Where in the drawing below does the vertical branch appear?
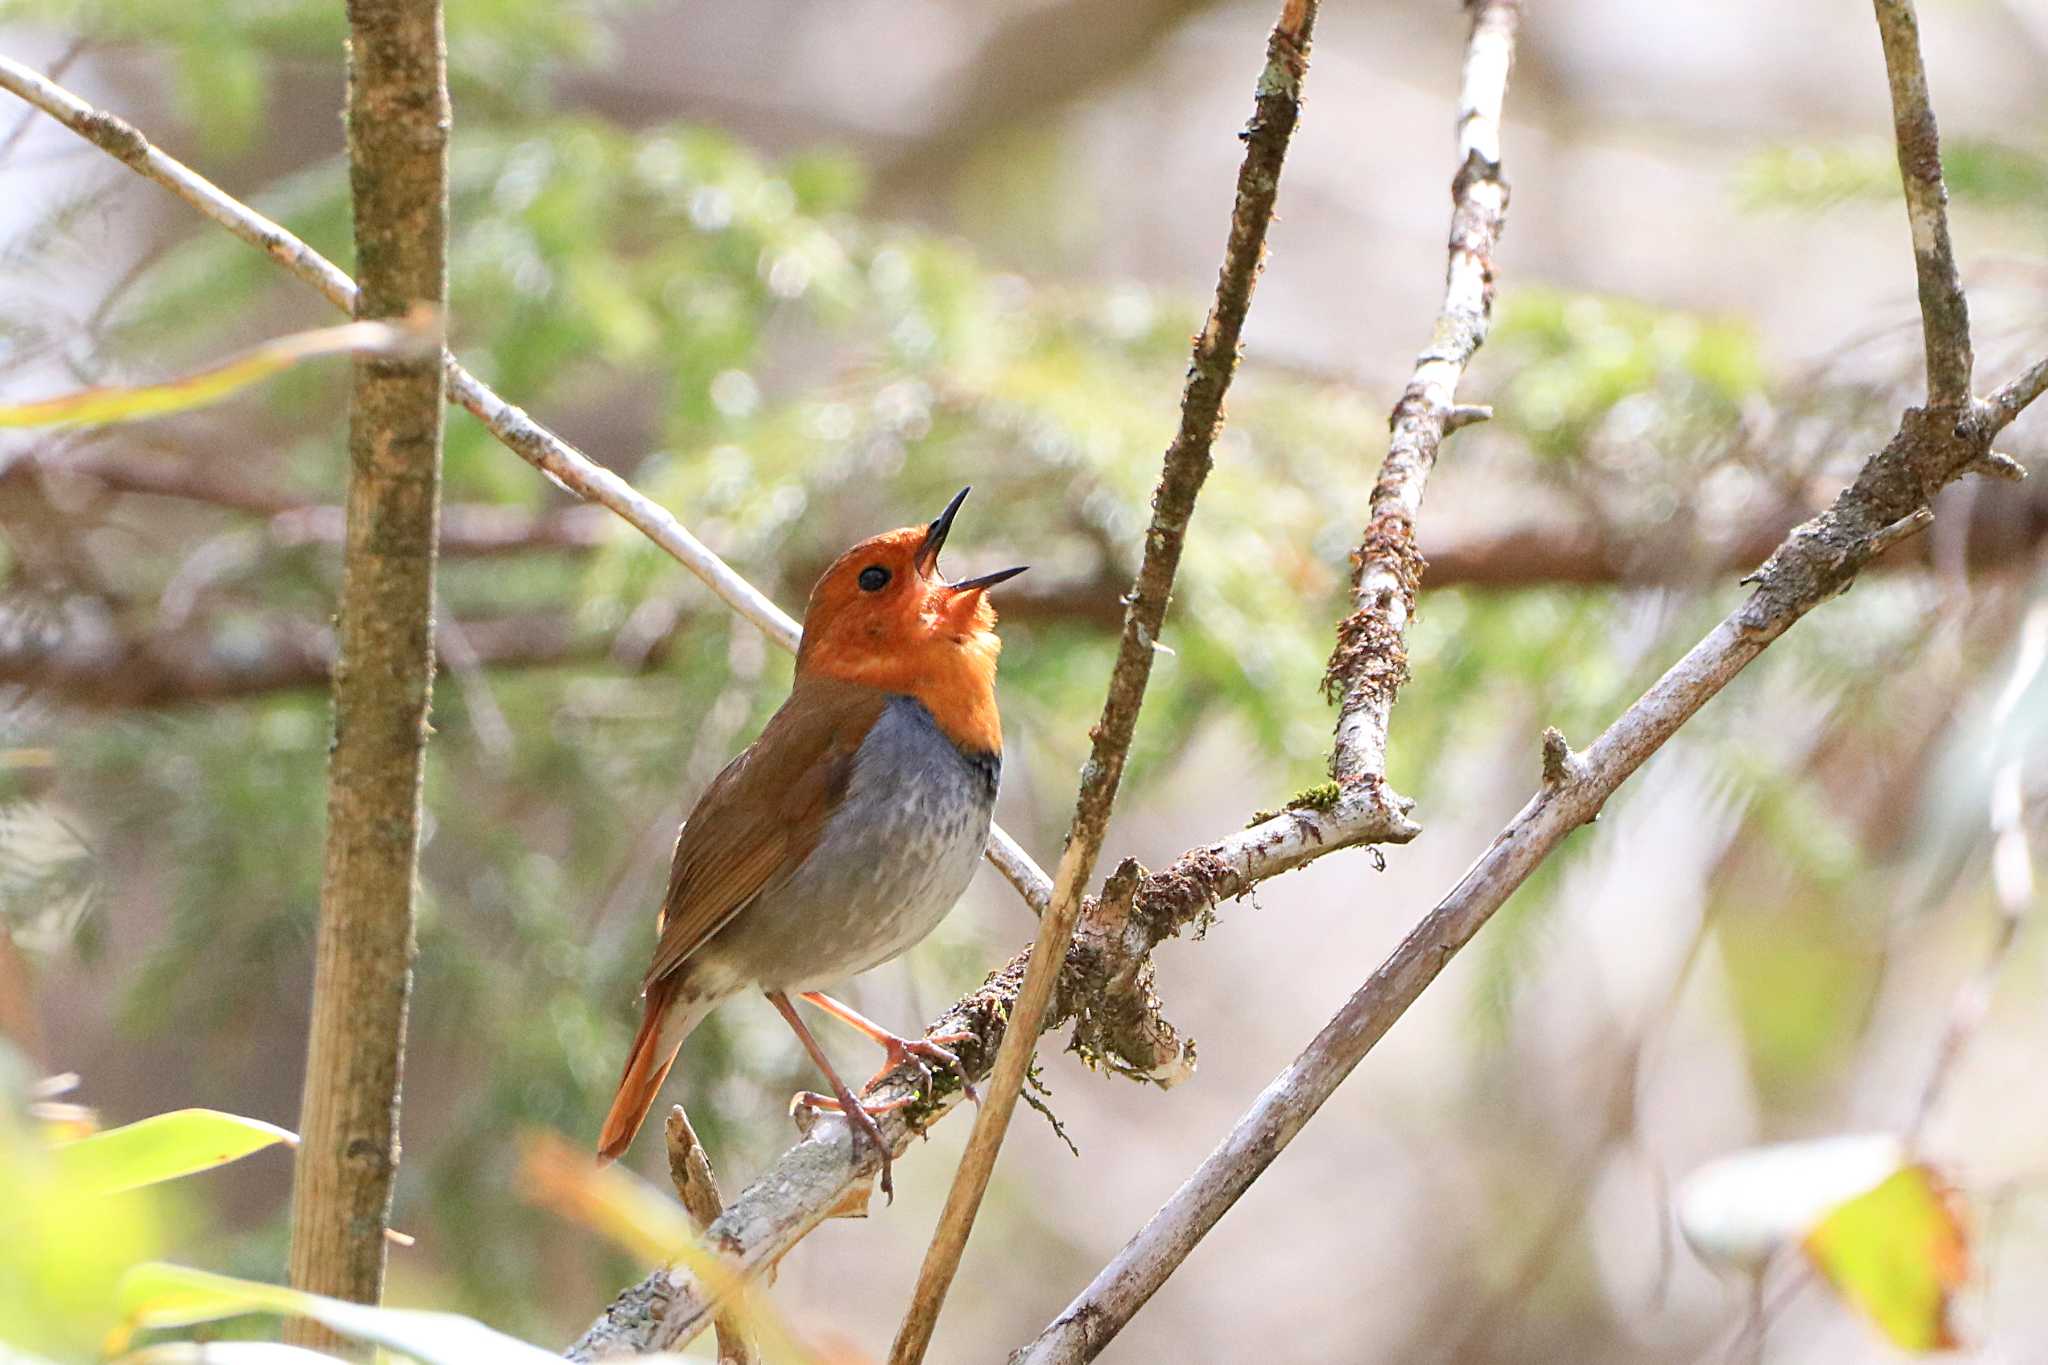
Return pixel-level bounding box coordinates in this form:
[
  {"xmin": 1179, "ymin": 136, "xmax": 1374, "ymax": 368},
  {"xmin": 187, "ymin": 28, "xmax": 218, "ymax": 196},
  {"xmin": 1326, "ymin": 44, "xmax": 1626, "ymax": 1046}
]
[
  {"xmin": 1872, "ymin": 0, "xmax": 1974, "ymax": 406},
  {"xmin": 1014, "ymin": 12, "xmax": 1522, "ymax": 1358},
  {"xmin": 285, "ymin": 0, "xmax": 449, "ymax": 1345},
  {"xmin": 1907, "ymin": 601, "xmax": 2047, "ymax": 1141},
  {"xmin": 1016, "ymin": 0, "xmax": 2048, "ymax": 1350},
  {"xmin": 885, "ymin": 2, "xmax": 1320, "ymax": 1361},
  {"xmin": 1325, "ymin": 0, "xmax": 1516, "ymax": 783},
  {"xmin": 665, "ymin": 1108, "xmax": 758, "ymax": 1365}
]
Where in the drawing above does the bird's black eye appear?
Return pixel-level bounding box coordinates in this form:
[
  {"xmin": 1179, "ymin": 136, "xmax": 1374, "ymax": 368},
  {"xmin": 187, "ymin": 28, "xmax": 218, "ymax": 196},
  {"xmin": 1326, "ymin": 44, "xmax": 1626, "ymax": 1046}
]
[{"xmin": 857, "ymin": 565, "xmax": 891, "ymax": 592}]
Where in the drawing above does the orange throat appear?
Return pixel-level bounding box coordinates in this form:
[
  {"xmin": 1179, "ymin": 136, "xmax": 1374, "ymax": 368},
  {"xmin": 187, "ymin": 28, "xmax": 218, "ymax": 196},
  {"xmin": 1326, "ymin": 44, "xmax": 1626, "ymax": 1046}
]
[{"xmin": 802, "ymin": 628, "xmax": 1004, "ymax": 756}]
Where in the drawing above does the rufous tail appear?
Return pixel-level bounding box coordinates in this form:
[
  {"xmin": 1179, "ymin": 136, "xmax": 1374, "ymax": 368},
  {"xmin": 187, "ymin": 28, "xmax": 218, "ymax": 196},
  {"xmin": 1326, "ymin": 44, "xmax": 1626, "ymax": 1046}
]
[{"xmin": 597, "ymin": 978, "xmax": 696, "ymax": 1164}]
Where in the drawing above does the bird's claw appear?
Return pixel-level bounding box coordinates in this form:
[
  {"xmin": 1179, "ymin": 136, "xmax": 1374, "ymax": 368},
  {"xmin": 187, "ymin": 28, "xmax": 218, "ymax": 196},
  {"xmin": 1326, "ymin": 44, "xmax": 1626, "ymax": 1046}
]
[
  {"xmin": 789, "ymin": 1090, "xmax": 899, "ymax": 1201},
  {"xmin": 863, "ymin": 1030, "xmax": 981, "ymax": 1107}
]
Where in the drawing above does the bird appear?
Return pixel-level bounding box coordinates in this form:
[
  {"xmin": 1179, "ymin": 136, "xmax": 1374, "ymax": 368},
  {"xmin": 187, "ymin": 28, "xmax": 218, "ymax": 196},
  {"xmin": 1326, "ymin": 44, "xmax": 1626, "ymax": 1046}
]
[{"xmin": 597, "ymin": 487, "xmax": 1026, "ymax": 1197}]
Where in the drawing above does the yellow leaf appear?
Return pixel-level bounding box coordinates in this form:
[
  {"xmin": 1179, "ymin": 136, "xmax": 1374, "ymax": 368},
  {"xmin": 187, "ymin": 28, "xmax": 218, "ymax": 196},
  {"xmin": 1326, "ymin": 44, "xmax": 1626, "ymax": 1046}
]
[
  {"xmin": 1802, "ymin": 1164, "xmax": 1968, "ymax": 1352},
  {"xmin": 517, "ymin": 1130, "xmax": 814, "ymax": 1362},
  {"xmin": 0, "ymin": 316, "xmax": 435, "ymax": 428}
]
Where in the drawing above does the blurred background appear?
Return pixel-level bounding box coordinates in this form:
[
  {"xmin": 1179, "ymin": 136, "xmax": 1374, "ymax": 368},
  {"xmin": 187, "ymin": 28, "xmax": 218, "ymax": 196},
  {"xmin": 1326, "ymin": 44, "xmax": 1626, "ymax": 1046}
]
[{"xmin": 2, "ymin": 0, "xmax": 2046, "ymax": 1360}]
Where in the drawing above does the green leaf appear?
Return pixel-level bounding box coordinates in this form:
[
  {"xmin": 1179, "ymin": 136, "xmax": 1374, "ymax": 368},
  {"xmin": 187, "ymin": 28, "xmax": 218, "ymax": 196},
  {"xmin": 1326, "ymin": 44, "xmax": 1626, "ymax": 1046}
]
[
  {"xmin": 51, "ymin": 1110, "xmax": 296, "ymax": 1196},
  {"xmin": 113, "ymin": 1263, "xmax": 564, "ymax": 1364}
]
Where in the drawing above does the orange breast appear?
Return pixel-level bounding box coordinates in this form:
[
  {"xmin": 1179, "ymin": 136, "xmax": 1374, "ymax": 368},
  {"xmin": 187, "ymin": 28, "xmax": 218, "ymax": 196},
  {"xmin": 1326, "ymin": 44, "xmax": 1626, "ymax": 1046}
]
[{"xmin": 802, "ymin": 629, "xmax": 1004, "ymax": 757}]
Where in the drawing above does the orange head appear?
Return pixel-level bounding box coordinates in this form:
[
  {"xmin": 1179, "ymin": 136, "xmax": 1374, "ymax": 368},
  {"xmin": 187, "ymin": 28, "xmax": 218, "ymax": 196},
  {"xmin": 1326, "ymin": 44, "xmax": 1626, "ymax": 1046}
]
[{"xmin": 795, "ymin": 487, "xmax": 1027, "ymax": 755}]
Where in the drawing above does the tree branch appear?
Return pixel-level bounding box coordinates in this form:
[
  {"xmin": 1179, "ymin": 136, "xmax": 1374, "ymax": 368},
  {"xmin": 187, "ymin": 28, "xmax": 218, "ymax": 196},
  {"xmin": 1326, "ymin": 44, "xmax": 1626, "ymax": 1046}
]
[
  {"xmin": 565, "ymin": 776, "xmax": 1421, "ymax": 1358},
  {"xmin": 1873, "ymin": 0, "xmax": 1974, "ymax": 407},
  {"xmin": 1324, "ymin": 0, "xmax": 1518, "ymax": 785},
  {"xmin": 1013, "ymin": 409, "xmax": 2042, "ymax": 1365},
  {"xmin": 886, "ymin": 4, "xmax": 1327, "ymax": 1358},
  {"xmin": 663, "ymin": 1108, "xmax": 756, "ymax": 1365},
  {"xmin": 0, "ymin": 604, "xmax": 596, "ymax": 707},
  {"xmin": 0, "ymin": 52, "xmax": 1054, "ymax": 913},
  {"xmin": 1907, "ymin": 601, "xmax": 2046, "ymax": 1142},
  {"xmin": 285, "ymin": 0, "xmax": 449, "ymax": 1342},
  {"xmin": 1990, "ymin": 354, "xmax": 2048, "ymax": 427},
  {"xmin": 1013, "ymin": 3, "xmax": 2045, "ymax": 1354}
]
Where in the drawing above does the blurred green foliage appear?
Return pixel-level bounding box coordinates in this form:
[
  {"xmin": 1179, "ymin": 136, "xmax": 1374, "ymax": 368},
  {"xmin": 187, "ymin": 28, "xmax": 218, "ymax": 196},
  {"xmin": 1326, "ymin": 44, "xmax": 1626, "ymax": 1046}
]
[{"xmin": 1741, "ymin": 137, "xmax": 2048, "ymax": 216}]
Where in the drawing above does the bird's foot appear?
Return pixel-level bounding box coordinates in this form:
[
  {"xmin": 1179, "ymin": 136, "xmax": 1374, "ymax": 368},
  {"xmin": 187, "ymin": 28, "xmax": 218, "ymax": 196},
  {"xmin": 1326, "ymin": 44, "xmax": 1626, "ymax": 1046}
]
[
  {"xmin": 861, "ymin": 1030, "xmax": 981, "ymax": 1107},
  {"xmin": 789, "ymin": 1090, "xmax": 900, "ymax": 1200},
  {"xmin": 791, "ymin": 1089, "xmax": 917, "ymax": 1117}
]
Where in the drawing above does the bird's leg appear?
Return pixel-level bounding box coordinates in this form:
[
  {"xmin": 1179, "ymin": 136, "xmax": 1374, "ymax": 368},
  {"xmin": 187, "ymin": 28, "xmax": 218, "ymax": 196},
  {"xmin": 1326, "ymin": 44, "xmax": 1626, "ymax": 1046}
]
[
  {"xmin": 766, "ymin": 989, "xmax": 895, "ymax": 1200},
  {"xmin": 800, "ymin": 990, "xmax": 981, "ymax": 1106}
]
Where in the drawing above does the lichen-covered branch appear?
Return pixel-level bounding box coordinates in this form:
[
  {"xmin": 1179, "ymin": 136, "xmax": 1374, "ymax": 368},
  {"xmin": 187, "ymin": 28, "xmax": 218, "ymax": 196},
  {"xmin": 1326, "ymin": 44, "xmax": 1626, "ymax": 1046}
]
[
  {"xmin": 1013, "ymin": 4, "xmax": 2043, "ymax": 1354},
  {"xmin": 285, "ymin": 0, "xmax": 449, "ymax": 1343},
  {"xmin": 1324, "ymin": 0, "xmax": 1519, "ymax": 784},
  {"xmin": 1873, "ymin": 0, "xmax": 1974, "ymax": 407},
  {"xmin": 566, "ymin": 772, "xmax": 1417, "ymax": 1358},
  {"xmin": 886, "ymin": 4, "xmax": 1323, "ymax": 1359},
  {"xmin": 0, "ymin": 52, "xmax": 1052, "ymax": 914},
  {"xmin": 1016, "ymin": 379, "xmax": 2041, "ymax": 1362}
]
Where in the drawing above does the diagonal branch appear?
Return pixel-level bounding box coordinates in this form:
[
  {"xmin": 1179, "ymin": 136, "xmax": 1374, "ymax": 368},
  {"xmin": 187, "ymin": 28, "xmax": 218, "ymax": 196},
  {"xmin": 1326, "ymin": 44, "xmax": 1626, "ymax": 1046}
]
[
  {"xmin": 1013, "ymin": 4, "xmax": 2046, "ymax": 1357},
  {"xmin": 1016, "ymin": 2, "xmax": 1523, "ymax": 1352},
  {"xmin": 886, "ymin": 3, "xmax": 1328, "ymax": 1358},
  {"xmin": 1873, "ymin": 0, "xmax": 1974, "ymax": 406},
  {"xmin": 1990, "ymin": 355, "xmax": 2048, "ymax": 427},
  {"xmin": 564, "ymin": 780, "xmax": 1419, "ymax": 1358},
  {"xmin": 0, "ymin": 52, "xmax": 1054, "ymax": 913}
]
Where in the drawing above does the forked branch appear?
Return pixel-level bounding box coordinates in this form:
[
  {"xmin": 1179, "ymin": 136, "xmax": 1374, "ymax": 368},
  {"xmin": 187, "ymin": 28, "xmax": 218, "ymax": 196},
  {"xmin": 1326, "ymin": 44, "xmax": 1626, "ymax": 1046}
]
[
  {"xmin": 1014, "ymin": 0, "xmax": 2043, "ymax": 1355},
  {"xmin": 884, "ymin": 2, "xmax": 1330, "ymax": 1359}
]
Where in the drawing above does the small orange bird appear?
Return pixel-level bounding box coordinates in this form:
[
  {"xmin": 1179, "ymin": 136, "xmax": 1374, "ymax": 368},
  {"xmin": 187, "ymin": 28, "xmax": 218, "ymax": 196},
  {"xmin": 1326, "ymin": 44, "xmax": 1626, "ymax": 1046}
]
[{"xmin": 597, "ymin": 488, "xmax": 1025, "ymax": 1196}]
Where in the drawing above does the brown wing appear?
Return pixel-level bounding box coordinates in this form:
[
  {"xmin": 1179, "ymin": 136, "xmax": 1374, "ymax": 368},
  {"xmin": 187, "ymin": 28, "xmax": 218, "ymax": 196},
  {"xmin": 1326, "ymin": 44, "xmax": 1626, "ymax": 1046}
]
[{"xmin": 641, "ymin": 677, "xmax": 888, "ymax": 987}]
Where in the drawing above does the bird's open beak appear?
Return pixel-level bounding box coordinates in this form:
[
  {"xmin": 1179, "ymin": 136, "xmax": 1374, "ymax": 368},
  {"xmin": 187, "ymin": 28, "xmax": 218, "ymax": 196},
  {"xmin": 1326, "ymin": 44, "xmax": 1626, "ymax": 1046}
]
[
  {"xmin": 949, "ymin": 564, "xmax": 1029, "ymax": 594},
  {"xmin": 915, "ymin": 486, "xmax": 971, "ymax": 578},
  {"xmin": 914, "ymin": 486, "xmax": 1029, "ymax": 593}
]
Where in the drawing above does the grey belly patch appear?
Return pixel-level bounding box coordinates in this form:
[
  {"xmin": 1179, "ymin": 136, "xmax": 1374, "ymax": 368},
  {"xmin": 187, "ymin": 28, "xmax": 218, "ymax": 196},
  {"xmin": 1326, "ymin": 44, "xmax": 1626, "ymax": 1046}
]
[{"xmin": 695, "ymin": 694, "xmax": 999, "ymax": 993}]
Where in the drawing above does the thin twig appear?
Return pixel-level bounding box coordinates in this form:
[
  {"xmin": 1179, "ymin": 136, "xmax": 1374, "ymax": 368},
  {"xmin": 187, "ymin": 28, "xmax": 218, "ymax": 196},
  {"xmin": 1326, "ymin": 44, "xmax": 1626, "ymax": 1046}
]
[
  {"xmin": 1989, "ymin": 355, "xmax": 2048, "ymax": 427},
  {"xmin": 1872, "ymin": 0, "xmax": 1974, "ymax": 406},
  {"xmin": 1012, "ymin": 0, "xmax": 2048, "ymax": 1349},
  {"xmin": 664, "ymin": 1108, "xmax": 757, "ymax": 1365},
  {"xmin": 1907, "ymin": 600, "xmax": 2046, "ymax": 1141},
  {"xmin": 1325, "ymin": 0, "xmax": 1518, "ymax": 783},
  {"xmin": 0, "ymin": 51, "xmax": 1054, "ymax": 913},
  {"xmin": 0, "ymin": 39, "xmax": 84, "ymax": 169},
  {"xmin": 886, "ymin": 5, "xmax": 1321, "ymax": 1359},
  {"xmin": 1013, "ymin": 401, "xmax": 2008, "ymax": 1363}
]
